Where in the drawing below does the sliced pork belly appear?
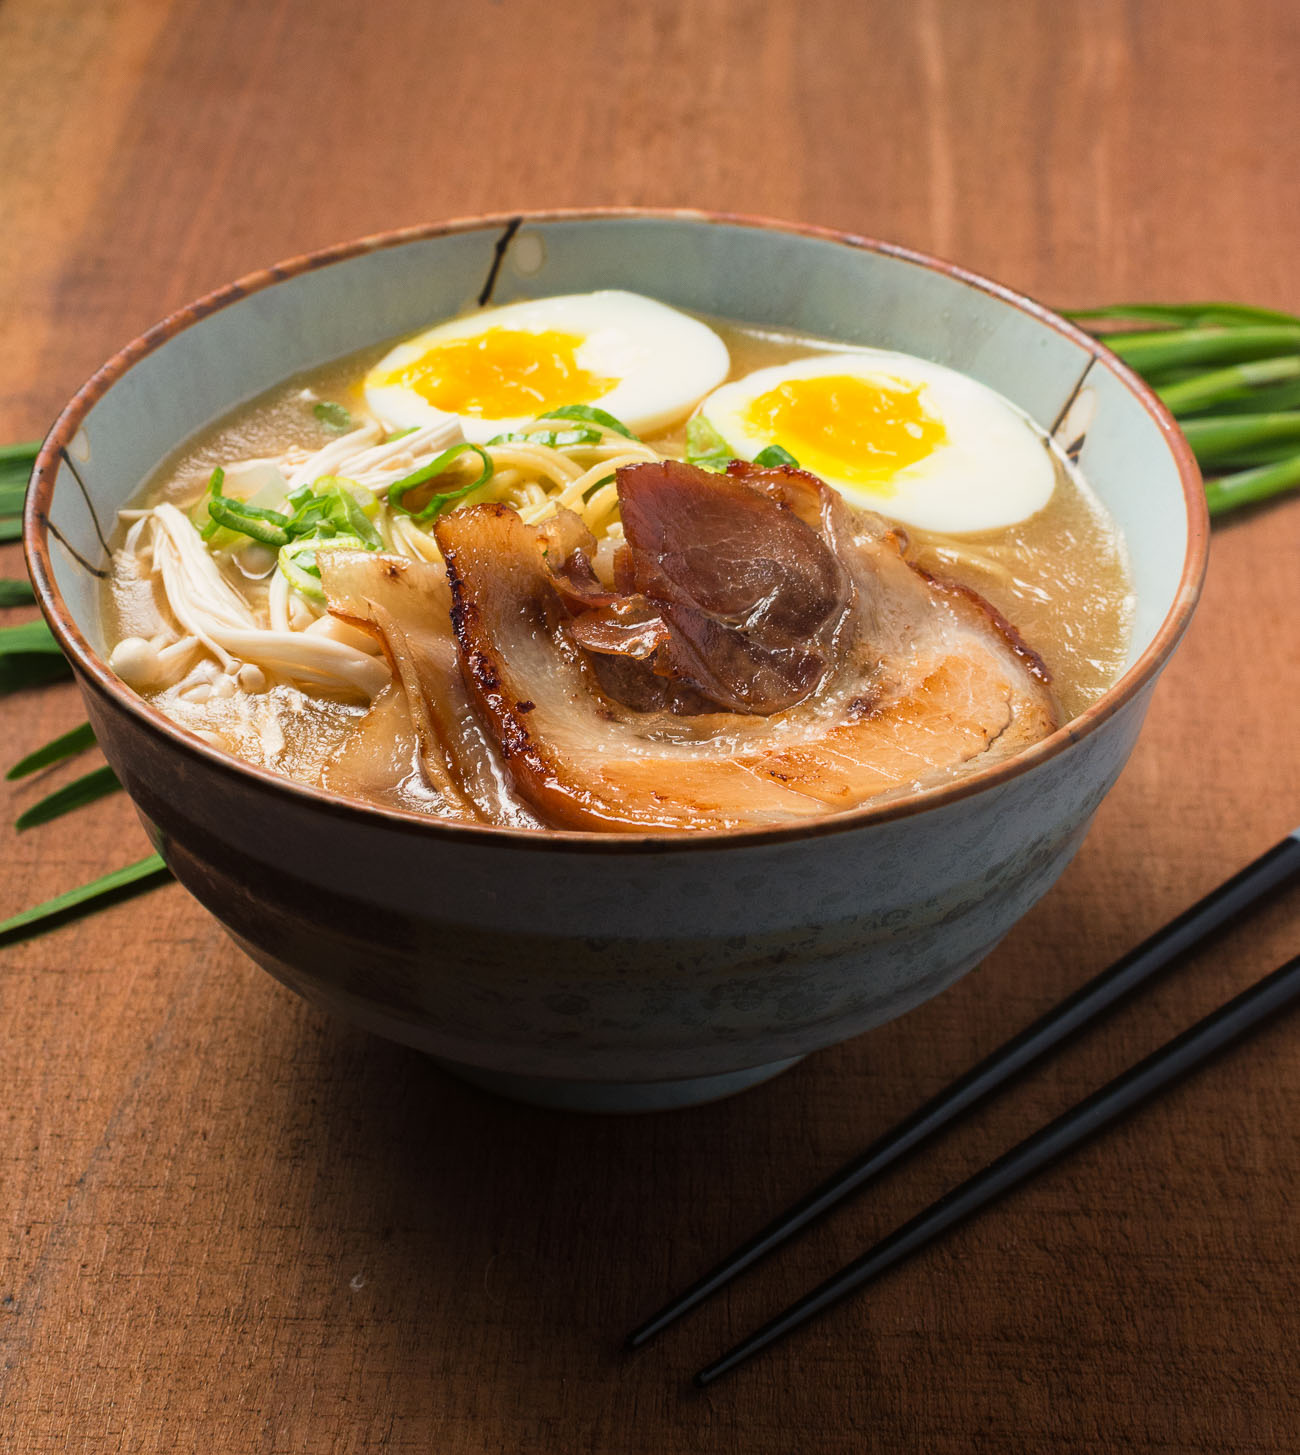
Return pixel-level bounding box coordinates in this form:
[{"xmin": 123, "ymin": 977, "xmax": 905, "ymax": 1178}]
[
  {"xmin": 433, "ymin": 463, "xmax": 1058, "ymax": 833},
  {"xmin": 318, "ymin": 550, "xmax": 541, "ymax": 828}
]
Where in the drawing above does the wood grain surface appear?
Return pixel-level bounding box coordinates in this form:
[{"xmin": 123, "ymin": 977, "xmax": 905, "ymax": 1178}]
[{"xmin": 2, "ymin": 1, "xmax": 1298, "ymax": 1450}]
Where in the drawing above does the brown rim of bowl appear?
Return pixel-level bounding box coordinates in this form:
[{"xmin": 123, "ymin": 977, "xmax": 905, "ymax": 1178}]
[{"xmin": 24, "ymin": 206, "xmax": 1208, "ymax": 856}]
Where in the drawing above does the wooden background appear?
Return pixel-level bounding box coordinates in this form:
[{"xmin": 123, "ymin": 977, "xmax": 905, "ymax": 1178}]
[{"xmin": 2, "ymin": 1, "xmax": 1298, "ymax": 1450}]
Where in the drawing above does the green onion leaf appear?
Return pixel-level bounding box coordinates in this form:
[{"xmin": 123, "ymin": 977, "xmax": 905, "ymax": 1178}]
[
  {"xmin": 0, "ymin": 519, "xmax": 22, "ymax": 544},
  {"xmin": 1068, "ymin": 302, "xmax": 1300, "ymax": 331},
  {"xmin": 387, "ymin": 443, "xmax": 493, "ymax": 521},
  {"xmin": 1157, "ymin": 357, "xmax": 1300, "ymax": 416},
  {"xmin": 685, "ymin": 416, "xmax": 734, "ymax": 471},
  {"xmin": 1204, "ymin": 451, "xmax": 1300, "ymax": 517},
  {"xmin": 277, "ymin": 534, "xmax": 369, "ymax": 602},
  {"xmin": 7, "ymin": 721, "xmax": 97, "ymax": 779},
  {"xmin": 0, "ymin": 440, "xmax": 42, "ymax": 463},
  {"xmin": 1104, "ymin": 325, "xmax": 1300, "ymax": 376},
  {"xmin": 0, "ymin": 654, "xmax": 71, "ymax": 695},
  {"xmin": 0, "ymin": 852, "xmax": 172, "ymax": 946},
  {"xmin": 313, "ymin": 400, "xmax": 355, "ymax": 432},
  {"xmin": 0, "ymin": 441, "xmax": 38, "ymax": 516},
  {"xmin": 16, "ymin": 765, "xmax": 121, "ymax": 831},
  {"xmin": 383, "ymin": 427, "xmax": 419, "ymax": 444},
  {"xmin": 540, "ymin": 404, "xmax": 640, "ymax": 440},
  {"xmin": 753, "ymin": 444, "xmax": 800, "ymax": 469},
  {"xmin": 488, "ymin": 427, "xmax": 603, "ymax": 449},
  {"xmin": 0, "ymin": 577, "xmax": 35, "ymax": 606},
  {"xmin": 1179, "ymin": 413, "xmax": 1300, "ymax": 467},
  {"xmin": 0, "ymin": 619, "xmax": 61, "ymax": 655},
  {"xmin": 206, "ymin": 495, "xmax": 293, "ymax": 547}
]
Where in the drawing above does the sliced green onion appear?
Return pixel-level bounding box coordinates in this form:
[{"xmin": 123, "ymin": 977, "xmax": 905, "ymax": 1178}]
[
  {"xmin": 753, "ymin": 444, "xmax": 800, "ymax": 469},
  {"xmin": 277, "ymin": 534, "xmax": 369, "ymax": 602},
  {"xmin": 383, "ymin": 426, "xmax": 419, "ymax": 444},
  {"xmin": 0, "ymin": 852, "xmax": 171, "ymax": 946},
  {"xmin": 7, "ymin": 721, "xmax": 96, "ymax": 779},
  {"xmin": 685, "ymin": 416, "xmax": 734, "ymax": 471},
  {"xmin": 206, "ymin": 494, "xmax": 293, "ymax": 547},
  {"xmin": 1104, "ymin": 325, "xmax": 1300, "ymax": 376},
  {"xmin": 313, "ymin": 400, "xmax": 354, "ymax": 432},
  {"xmin": 1204, "ymin": 452, "xmax": 1300, "ymax": 517},
  {"xmin": 387, "ymin": 443, "xmax": 493, "ymax": 521},
  {"xmin": 0, "ymin": 577, "xmax": 36, "ymax": 606},
  {"xmin": 488, "ymin": 427, "xmax": 603, "ymax": 449},
  {"xmin": 540, "ymin": 404, "xmax": 640, "ymax": 440},
  {"xmin": 16, "ymin": 765, "xmax": 121, "ymax": 831},
  {"xmin": 286, "ymin": 477, "xmax": 382, "ymax": 547},
  {"xmin": 1157, "ymin": 357, "xmax": 1300, "ymax": 416},
  {"xmin": 0, "ymin": 519, "xmax": 22, "ymax": 544}
]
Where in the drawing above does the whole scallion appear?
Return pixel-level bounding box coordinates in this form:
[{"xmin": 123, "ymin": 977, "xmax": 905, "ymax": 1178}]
[{"xmin": 1069, "ymin": 302, "xmax": 1300, "ymax": 516}]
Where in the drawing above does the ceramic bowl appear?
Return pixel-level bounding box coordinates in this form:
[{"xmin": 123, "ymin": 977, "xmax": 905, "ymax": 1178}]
[{"xmin": 25, "ymin": 211, "xmax": 1206, "ymax": 1112}]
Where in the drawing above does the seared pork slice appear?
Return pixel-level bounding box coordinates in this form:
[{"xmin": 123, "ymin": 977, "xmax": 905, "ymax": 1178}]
[
  {"xmin": 318, "ymin": 551, "xmax": 541, "ymax": 828},
  {"xmin": 434, "ymin": 465, "xmax": 1058, "ymax": 833}
]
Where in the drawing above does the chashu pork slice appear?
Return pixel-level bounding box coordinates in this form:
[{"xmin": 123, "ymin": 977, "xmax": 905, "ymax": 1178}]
[{"xmin": 433, "ymin": 462, "xmax": 1059, "ymax": 833}]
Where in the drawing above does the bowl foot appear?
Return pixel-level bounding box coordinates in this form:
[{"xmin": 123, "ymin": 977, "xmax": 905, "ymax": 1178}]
[{"xmin": 432, "ymin": 1055, "xmax": 806, "ymax": 1113}]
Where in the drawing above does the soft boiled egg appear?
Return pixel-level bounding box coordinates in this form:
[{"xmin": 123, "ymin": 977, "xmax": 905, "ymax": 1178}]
[
  {"xmin": 696, "ymin": 350, "xmax": 1056, "ymax": 533},
  {"xmin": 364, "ymin": 291, "xmax": 730, "ymax": 443}
]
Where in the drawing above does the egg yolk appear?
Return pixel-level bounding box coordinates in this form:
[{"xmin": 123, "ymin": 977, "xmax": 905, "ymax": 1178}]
[
  {"xmin": 743, "ymin": 374, "xmax": 946, "ymax": 491},
  {"xmin": 386, "ymin": 328, "xmax": 612, "ymax": 419}
]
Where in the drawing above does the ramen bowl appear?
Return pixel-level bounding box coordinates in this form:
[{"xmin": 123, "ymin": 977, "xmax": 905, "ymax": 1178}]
[{"xmin": 25, "ymin": 211, "xmax": 1206, "ymax": 1112}]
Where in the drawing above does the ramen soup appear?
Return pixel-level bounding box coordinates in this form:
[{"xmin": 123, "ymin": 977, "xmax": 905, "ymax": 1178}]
[{"xmin": 103, "ymin": 292, "xmax": 1133, "ymax": 833}]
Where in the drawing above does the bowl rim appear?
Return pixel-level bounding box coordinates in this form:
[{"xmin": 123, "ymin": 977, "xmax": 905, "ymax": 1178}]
[{"xmin": 24, "ymin": 206, "xmax": 1208, "ymax": 855}]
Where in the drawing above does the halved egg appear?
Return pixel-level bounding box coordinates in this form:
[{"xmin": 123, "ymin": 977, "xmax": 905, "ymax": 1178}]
[
  {"xmin": 365, "ymin": 291, "xmax": 731, "ymax": 443},
  {"xmin": 697, "ymin": 351, "xmax": 1056, "ymax": 533}
]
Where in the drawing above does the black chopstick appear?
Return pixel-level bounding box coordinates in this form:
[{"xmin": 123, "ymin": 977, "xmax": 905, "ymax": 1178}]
[
  {"xmin": 628, "ymin": 828, "xmax": 1300, "ymax": 1350},
  {"xmin": 696, "ymin": 950, "xmax": 1300, "ymax": 1386}
]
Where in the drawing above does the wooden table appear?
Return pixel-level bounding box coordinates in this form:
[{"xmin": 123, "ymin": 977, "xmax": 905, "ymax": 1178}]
[{"xmin": 3, "ymin": 2, "xmax": 1298, "ymax": 1449}]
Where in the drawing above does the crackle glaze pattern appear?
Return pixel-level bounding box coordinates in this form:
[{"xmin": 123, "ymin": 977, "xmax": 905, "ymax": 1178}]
[{"xmin": 26, "ymin": 212, "xmax": 1206, "ymax": 1111}]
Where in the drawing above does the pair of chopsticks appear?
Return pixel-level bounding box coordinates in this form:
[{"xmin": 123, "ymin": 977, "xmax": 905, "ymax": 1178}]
[{"xmin": 627, "ymin": 828, "xmax": 1300, "ymax": 1386}]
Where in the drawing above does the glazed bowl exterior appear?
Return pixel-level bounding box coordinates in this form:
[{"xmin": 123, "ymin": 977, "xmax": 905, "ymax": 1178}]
[{"xmin": 25, "ymin": 211, "xmax": 1206, "ymax": 1111}]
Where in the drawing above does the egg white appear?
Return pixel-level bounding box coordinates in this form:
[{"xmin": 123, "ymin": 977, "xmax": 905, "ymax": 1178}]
[
  {"xmin": 364, "ymin": 291, "xmax": 731, "ymax": 444},
  {"xmin": 698, "ymin": 350, "xmax": 1056, "ymax": 533}
]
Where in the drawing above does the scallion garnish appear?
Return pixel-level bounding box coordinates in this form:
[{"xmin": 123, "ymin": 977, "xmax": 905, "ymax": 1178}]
[
  {"xmin": 685, "ymin": 416, "xmax": 734, "ymax": 471},
  {"xmin": 199, "ymin": 467, "xmax": 294, "ymax": 547},
  {"xmin": 0, "ymin": 852, "xmax": 172, "ymax": 946},
  {"xmin": 313, "ymin": 400, "xmax": 355, "ymax": 432},
  {"xmin": 15, "ymin": 765, "xmax": 121, "ymax": 831},
  {"xmin": 387, "ymin": 443, "xmax": 493, "ymax": 521},
  {"xmin": 7, "ymin": 721, "xmax": 97, "ymax": 779},
  {"xmin": 488, "ymin": 426, "xmax": 603, "ymax": 449},
  {"xmin": 754, "ymin": 444, "xmax": 800, "ymax": 469},
  {"xmin": 540, "ymin": 404, "xmax": 640, "ymax": 440}
]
